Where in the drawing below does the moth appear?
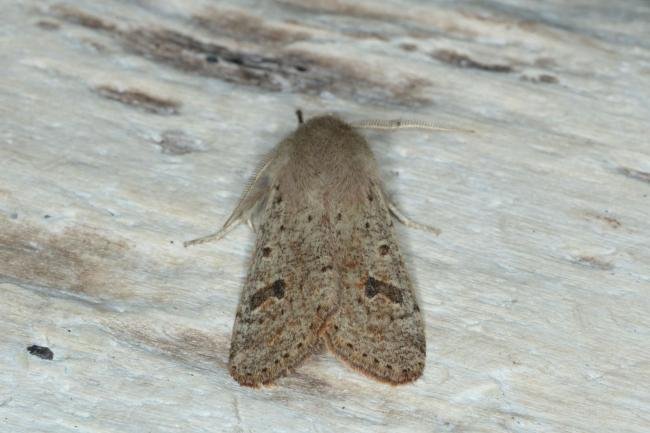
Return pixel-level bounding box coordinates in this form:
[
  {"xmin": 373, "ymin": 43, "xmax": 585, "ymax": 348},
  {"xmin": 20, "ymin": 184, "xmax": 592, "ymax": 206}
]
[{"xmin": 186, "ymin": 111, "xmax": 457, "ymax": 386}]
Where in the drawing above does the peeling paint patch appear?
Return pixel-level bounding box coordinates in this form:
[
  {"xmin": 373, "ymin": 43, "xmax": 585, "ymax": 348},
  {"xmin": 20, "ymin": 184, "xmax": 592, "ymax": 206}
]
[{"xmin": 154, "ymin": 130, "xmax": 205, "ymax": 155}]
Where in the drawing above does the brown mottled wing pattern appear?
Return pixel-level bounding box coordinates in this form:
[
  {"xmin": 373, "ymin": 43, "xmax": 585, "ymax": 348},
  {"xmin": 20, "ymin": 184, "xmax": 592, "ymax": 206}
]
[
  {"xmin": 228, "ymin": 185, "xmax": 337, "ymax": 386},
  {"xmin": 324, "ymin": 182, "xmax": 426, "ymax": 384}
]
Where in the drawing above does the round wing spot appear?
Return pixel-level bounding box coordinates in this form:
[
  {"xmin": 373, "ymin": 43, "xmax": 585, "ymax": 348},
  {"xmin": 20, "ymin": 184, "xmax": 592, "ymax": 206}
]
[
  {"xmin": 262, "ymin": 246, "xmax": 272, "ymax": 257},
  {"xmin": 378, "ymin": 244, "xmax": 390, "ymax": 255}
]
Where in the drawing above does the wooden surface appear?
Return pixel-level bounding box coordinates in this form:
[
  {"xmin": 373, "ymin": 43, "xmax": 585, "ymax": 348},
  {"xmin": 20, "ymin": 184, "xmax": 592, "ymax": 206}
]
[{"xmin": 1, "ymin": 1, "xmax": 649, "ymax": 432}]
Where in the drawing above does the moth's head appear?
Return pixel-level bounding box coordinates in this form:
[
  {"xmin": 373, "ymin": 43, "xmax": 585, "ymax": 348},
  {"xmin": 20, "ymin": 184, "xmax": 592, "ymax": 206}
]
[
  {"xmin": 286, "ymin": 114, "xmax": 370, "ymax": 161},
  {"xmin": 290, "ymin": 114, "xmax": 367, "ymax": 153},
  {"xmin": 298, "ymin": 114, "xmax": 351, "ymax": 131}
]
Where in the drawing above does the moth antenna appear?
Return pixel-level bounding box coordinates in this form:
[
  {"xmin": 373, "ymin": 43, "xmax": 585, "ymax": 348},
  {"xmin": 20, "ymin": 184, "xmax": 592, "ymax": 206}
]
[
  {"xmin": 351, "ymin": 119, "xmax": 474, "ymax": 133},
  {"xmin": 226, "ymin": 148, "xmax": 276, "ymax": 220},
  {"xmin": 184, "ymin": 150, "xmax": 275, "ymax": 247},
  {"xmin": 295, "ymin": 109, "xmax": 304, "ymax": 124}
]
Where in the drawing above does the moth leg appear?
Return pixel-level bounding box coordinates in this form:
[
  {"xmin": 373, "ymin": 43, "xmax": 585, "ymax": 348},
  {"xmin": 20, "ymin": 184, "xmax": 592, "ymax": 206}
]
[
  {"xmin": 183, "ymin": 218, "xmax": 242, "ymax": 247},
  {"xmin": 388, "ymin": 201, "xmax": 440, "ymax": 236}
]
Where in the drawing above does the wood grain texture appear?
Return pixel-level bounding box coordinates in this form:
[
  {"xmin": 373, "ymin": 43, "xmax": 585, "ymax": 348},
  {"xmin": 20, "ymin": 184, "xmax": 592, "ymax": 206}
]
[{"xmin": 1, "ymin": 0, "xmax": 649, "ymax": 432}]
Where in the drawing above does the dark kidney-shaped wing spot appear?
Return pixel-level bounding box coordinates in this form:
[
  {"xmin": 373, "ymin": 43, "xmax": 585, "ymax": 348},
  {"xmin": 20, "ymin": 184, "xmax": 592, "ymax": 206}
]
[
  {"xmin": 364, "ymin": 276, "xmax": 403, "ymax": 304},
  {"xmin": 249, "ymin": 279, "xmax": 286, "ymax": 310}
]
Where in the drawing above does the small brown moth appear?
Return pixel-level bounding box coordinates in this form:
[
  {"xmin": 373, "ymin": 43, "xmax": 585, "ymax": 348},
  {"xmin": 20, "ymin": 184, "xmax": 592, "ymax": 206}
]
[{"xmin": 186, "ymin": 112, "xmax": 453, "ymax": 386}]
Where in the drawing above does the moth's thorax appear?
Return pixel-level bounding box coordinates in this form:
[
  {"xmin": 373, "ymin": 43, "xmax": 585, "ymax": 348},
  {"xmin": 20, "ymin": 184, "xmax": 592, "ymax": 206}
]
[{"xmin": 281, "ymin": 116, "xmax": 379, "ymax": 197}]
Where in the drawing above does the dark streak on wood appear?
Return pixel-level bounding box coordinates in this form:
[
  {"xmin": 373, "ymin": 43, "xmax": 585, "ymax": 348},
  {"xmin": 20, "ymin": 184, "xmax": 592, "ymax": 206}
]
[
  {"xmin": 574, "ymin": 255, "xmax": 613, "ymax": 271},
  {"xmin": 94, "ymin": 85, "xmax": 181, "ymax": 115},
  {"xmin": 52, "ymin": 4, "xmax": 116, "ymax": 31},
  {"xmin": 53, "ymin": 5, "xmax": 430, "ymax": 106},
  {"xmin": 432, "ymin": 49, "xmax": 512, "ymax": 73},
  {"xmin": 617, "ymin": 167, "xmax": 650, "ymax": 184}
]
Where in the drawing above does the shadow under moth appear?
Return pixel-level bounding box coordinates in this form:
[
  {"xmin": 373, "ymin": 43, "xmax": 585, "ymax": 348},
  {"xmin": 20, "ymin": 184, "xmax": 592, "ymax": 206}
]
[{"xmin": 185, "ymin": 112, "xmax": 460, "ymax": 386}]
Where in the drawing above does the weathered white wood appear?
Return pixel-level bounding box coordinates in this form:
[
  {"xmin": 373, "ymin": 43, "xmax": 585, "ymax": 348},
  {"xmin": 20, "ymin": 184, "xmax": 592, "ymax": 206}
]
[{"xmin": 1, "ymin": 1, "xmax": 649, "ymax": 432}]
